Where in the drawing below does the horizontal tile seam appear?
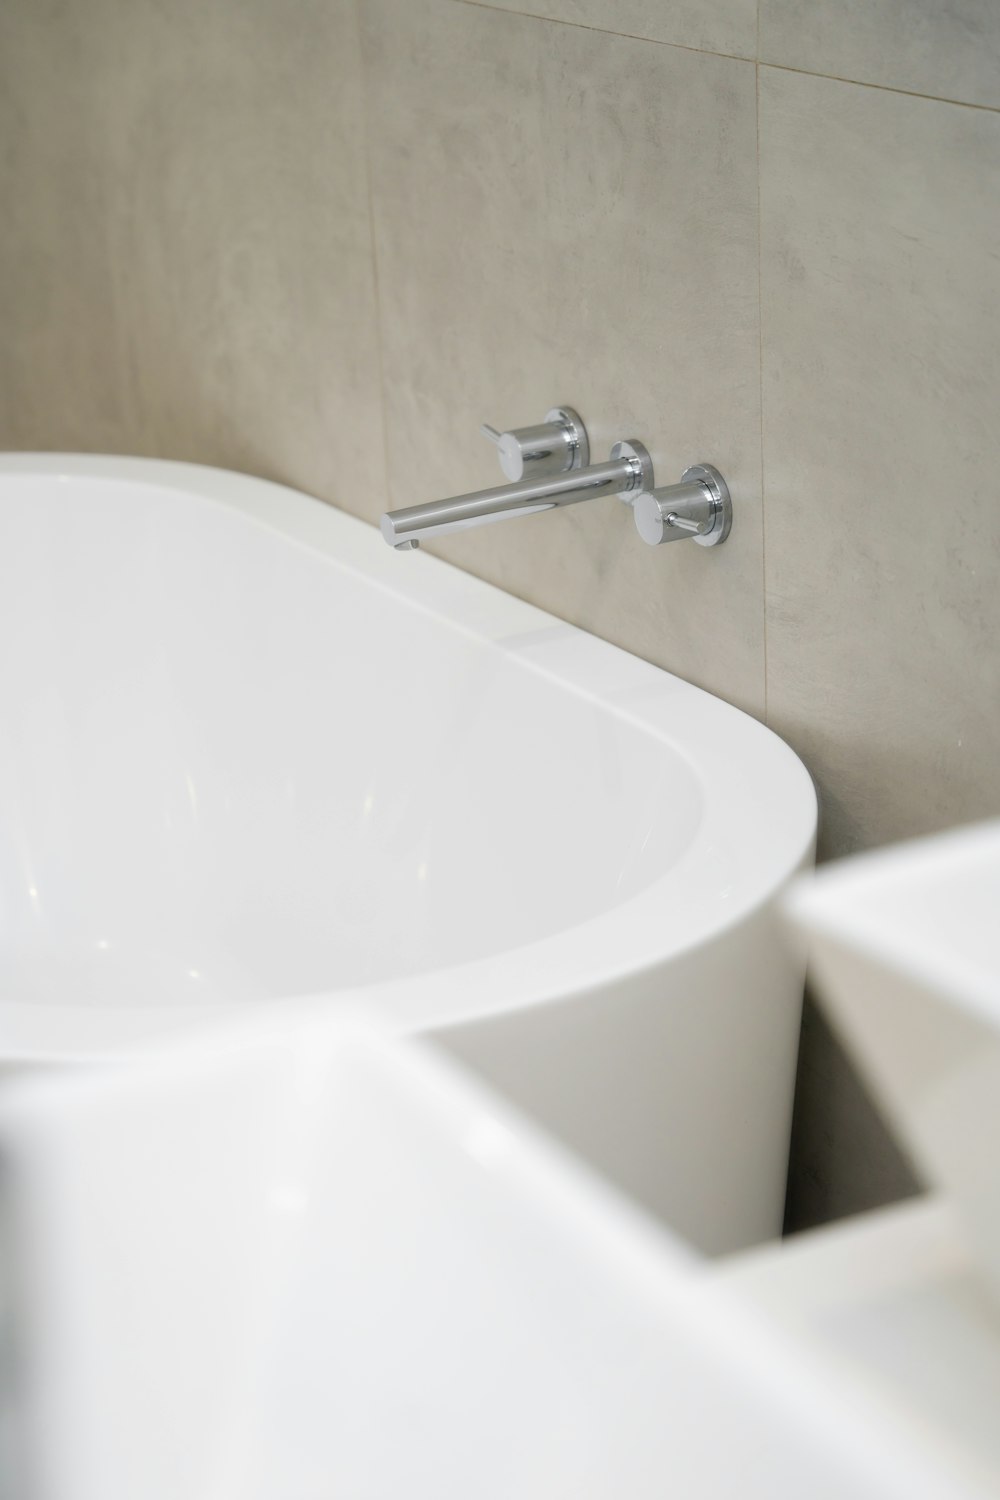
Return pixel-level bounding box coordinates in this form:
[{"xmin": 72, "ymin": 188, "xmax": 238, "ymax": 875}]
[
  {"xmin": 758, "ymin": 59, "xmax": 1000, "ymax": 116},
  {"xmin": 448, "ymin": 0, "xmax": 1000, "ymax": 114},
  {"xmin": 445, "ymin": 0, "xmax": 755, "ymax": 65}
]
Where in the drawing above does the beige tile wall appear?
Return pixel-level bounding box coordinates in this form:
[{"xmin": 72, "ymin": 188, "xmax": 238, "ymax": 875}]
[
  {"xmin": 760, "ymin": 68, "xmax": 1000, "ymax": 861},
  {"xmin": 2, "ymin": 0, "xmax": 998, "ymax": 1227},
  {"xmin": 459, "ymin": 0, "xmax": 758, "ymax": 57},
  {"xmin": 0, "ymin": 0, "xmax": 384, "ymax": 505},
  {"xmin": 361, "ymin": 0, "xmax": 765, "ymax": 715},
  {"xmin": 759, "ymin": 0, "xmax": 1000, "ymax": 109}
]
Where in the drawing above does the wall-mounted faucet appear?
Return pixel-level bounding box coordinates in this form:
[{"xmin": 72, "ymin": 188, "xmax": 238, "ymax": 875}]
[{"xmin": 379, "ymin": 408, "xmax": 732, "ymax": 551}]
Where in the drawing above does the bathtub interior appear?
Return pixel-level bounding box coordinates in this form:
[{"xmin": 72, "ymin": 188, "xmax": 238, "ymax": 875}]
[{"xmin": 0, "ymin": 473, "xmax": 704, "ymax": 1010}]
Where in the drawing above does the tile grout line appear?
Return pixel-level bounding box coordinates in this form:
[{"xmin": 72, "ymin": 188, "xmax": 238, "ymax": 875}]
[
  {"xmin": 446, "ymin": 0, "xmax": 756, "ymax": 65},
  {"xmin": 758, "ymin": 57, "xmax": 1000, "ymax": 115},
  {"xmin": 448, "ymin": 0, "xmax": 1000, "ymax": 115},
  {"xmin": 755, "ymin": 62, "xmax": 768, "ymax": 726},
  {"xmin": 757, "ymin": 0, "xmax": 765, "ymax": 724},
  {"xmin": 353, "ymin": 0, "xmax": 395, "ymax": 513}
]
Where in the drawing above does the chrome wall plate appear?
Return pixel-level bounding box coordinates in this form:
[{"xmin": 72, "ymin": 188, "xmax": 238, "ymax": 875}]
[
  {"xmin": 681, "ymin": 464, "xmax": 732, "ymax": 547},
  {"xmin": 545, "ymin": 407, "xmax": 589, "ymax": 471},
  {"xmin": 609, "ymin": 440, "xmax": 654, "ymax": 503}
]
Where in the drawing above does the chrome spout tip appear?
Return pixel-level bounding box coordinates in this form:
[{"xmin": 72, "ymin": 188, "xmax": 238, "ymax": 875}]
[{"xmin": 380, "ymin": 513, "xmax": 419, "ymax": 550}]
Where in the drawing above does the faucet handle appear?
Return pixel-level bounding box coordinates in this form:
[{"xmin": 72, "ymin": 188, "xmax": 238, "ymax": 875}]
[
  {"xmin": 479, "ymin": 407, "xmax": 589, "ymax": 482},
  {"xmin": 632, "ymin": 464, "xmax": 733, "ymax": 548}
]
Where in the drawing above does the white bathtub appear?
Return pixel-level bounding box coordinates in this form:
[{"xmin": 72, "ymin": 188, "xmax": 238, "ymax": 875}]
[{"xmin": 0, "ymin": 454, "xmax": 815, "ymax": 1251}]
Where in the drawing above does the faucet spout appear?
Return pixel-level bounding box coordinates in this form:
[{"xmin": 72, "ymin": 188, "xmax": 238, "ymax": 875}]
[
  {"xmin": 378, "ymin": 409, "xmax": 732, "ymax": 553},
  {"xmin": 380, "ymin": 454, "xmax": 643, "ymax": 550}
]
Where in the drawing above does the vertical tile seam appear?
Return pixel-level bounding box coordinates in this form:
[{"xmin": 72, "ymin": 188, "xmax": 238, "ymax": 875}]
[
  {"xmin": 353, "ymin": 0, "xmax": 395, "ymax": 511},
  {"xmin": 756, "ymin": 60, "xmax": 768, "ymax": 723}
]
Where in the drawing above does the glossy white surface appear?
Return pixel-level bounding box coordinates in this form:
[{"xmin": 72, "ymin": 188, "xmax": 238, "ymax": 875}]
[
  {"xmin": 0, "ymin": 455, "xmax": 816, "ymax": 1249},
  {"xmin": 721, "ymin": 1197, "xmax": 1000, "ymax": 1496},
  {"xmin": 785, "ymin": 821, "xmax": 1000, "ymax": 1299},
  {"xmin": 0, "ymin": 1012, "xmax": 984, "ymax": 1500}
]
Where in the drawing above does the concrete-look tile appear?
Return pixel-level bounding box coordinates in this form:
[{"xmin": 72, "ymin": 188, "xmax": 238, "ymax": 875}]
[
  {"xmin": 362, "ymin": 0, "xmax": 764, "ymax": 715},
  {"xmin": 453, "ymin": 0, "xmax": 757, "ymax": 60},
  {"xmin": 760, "ymin": 0, "xmax": 1000, "ymax": 110},
  {"xmin": 0, "ymin": 0, "xmax": 384, "ymax": 510},
  {"xmin": 760, "ymin": 69, "xmax": 1000, "ymax": 859}
]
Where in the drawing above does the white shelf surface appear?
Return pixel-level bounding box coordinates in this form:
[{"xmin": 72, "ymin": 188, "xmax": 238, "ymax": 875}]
[{"xmin": 718, "ymin": 1196, "xmax": 1000, "ymax": 1487}]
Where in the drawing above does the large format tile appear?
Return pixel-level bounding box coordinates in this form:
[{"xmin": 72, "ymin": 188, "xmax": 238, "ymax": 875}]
[
  {"xmin": 454, "ymin": 0, "xmax": 757, "ymax": 60},
  {"xmin": 760, "ymin": 69, "xmax": 1000, "ymax": 859},
  {"xmin": 759, "ymin": 0, "xmax": 1000, "ymax": 110},
  {"xmin": 0, "ymin": 0, "xmax": 384, "ymax": 509},
  {"xmin": 362, "ymin": 0, "xmax": 764, "ymax": 714}
]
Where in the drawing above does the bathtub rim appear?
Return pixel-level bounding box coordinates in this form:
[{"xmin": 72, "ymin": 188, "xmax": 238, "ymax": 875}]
[{"xmin": 0, "ymin": 452, "xmax": 817, "ymax": 1057}]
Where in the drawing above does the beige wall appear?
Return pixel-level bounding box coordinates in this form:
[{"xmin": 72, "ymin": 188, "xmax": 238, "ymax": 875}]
[{"xmin": 2, "ymin": 0, "xmax": 998, "ymax": 1228}]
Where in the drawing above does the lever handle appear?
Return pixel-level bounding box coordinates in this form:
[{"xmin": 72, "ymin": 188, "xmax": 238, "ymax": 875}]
[
  {"xmin": 479, "ymin": 407, "xmax": 588, "ymax": 482},
  {"xmin": 632, "ymin": 464, "xmax": 732, "ymax": 548}
]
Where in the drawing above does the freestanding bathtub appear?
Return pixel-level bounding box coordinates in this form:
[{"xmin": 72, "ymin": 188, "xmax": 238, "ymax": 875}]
[{"xmin": 0, "ymin": 454, "xmax": 816, "ymax": 1252}]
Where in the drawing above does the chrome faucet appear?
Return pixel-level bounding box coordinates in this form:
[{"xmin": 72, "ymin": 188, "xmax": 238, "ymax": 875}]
[{"xmin": 379, "ymin": 408, "xmax": 732, "ymax": 551}]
